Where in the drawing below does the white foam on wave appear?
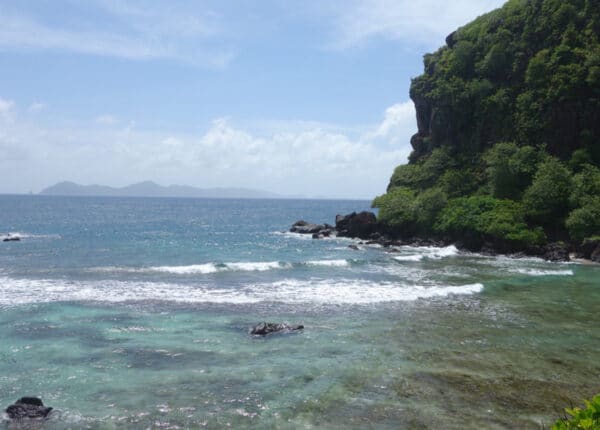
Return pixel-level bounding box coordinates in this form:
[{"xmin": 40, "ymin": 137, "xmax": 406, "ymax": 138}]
[
  {"xmin": 151, "ymin": 261, "xmax": 289, "ymax": 274},
  {"xmin": 306, "ymin": 259, "xmax": 350, "ymax": 267},
  {"xmin": 393, "ymin": 245, "xmax": 459, "ymax": 263},
  {"xmin": 0, "ymin": 232, "xmax": 61, "ymax": 240},
  {"xmin": 274, "ymin": 231, "xmax": 315, "ymax": 240},
  {"xmin": 510, "ymin": 268, "xmax": 574, "ymax": 276},
  {"xmin": 91, "ymin": 259, "xmax": 352, "ymax": 275},
  {"xmin": 394, "ymin": 255, "xmax": 424, "ymax": 262},
  {"xmin": 151, "ymin": 264, "xmax": 220, "ymax": 274},
  {"xmin": 249, "ymin": 279, "xmax": 483, "ymax": 304},
  {"xmin": 0, "ymin": 275, "xmax": 483, "ymax": 306}
]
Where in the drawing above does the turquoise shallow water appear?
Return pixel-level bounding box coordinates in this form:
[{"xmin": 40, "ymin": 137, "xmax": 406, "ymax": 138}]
[{"xmin": 0, "ymin": 196, "xmax": 599, "ymax": 429}]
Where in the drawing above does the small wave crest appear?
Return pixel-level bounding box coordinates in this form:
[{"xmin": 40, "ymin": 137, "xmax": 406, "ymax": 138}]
[
  {"xmin": 90, "ymin": 259, "xmax": 352, "ymax": 275},
  {"xmin": 305, "ymin": 259, "xmax": 350, "ymax": 267},
  {"xmin": 510, "ymin": 268, "xmax": 574, "ymax": 276},
  {"xmin": 152, "ymin": 261, "xmax": 290, "ymax": 274},
  {"xmin": 393, "ymin": 245, "xmax": 459, "ymax": 262},
  {"xmin": 0, "ymin": 232, "xmax": 61, "ymax": 240}
]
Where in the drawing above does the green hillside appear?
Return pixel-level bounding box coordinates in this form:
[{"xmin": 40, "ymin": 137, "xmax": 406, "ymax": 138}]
[{"xmin": 374, "ymin": 0, "xmax": 600, "ymax": 253}]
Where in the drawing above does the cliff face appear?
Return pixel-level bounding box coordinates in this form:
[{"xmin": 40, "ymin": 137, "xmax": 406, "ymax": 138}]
[
  {"xmin": 374, "ymin": 0, "xmax": 600, "ymax": 253},
  {"xmin": 407, "ymin": 0, "xmax": 600, "ymax": 163}
]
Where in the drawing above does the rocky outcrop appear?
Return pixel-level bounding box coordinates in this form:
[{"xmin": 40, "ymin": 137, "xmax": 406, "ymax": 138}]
[
  {"xmin": 289, "ymin": 215, "xmax": 572, "ymax": 262},
  {"xmin": 250, "ymin": 322, "xmax": 304, "ymax": 336},
  {"xmin": 290, "ymin": 221, "xmax": 333, "ymax": 239},
  {"xmin": 5, "ymin": 397, "xmax": 53, "ymax": 420},
  {"xmin": 335, "ymin": 212, "xmax": 378, "ymax": 239}
]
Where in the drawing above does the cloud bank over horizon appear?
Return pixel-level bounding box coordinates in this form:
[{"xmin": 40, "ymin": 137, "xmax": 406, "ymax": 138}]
[
  {"xmin": 0, "ymin": 97, "xmax": 416, "ymax": 198},
  {"xmin": 0, "ymin": 1, "xmax": 506, "ymax": 198}
]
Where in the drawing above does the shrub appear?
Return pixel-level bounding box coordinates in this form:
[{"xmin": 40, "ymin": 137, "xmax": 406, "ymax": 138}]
[
  {"xmin": 569, "ymin": 148, "xmax": 594, "ymax": 172},
  {"xmin": 552, "ymin": 394, "xmax": 600, "ymax": 430},
  {"xmin": 439, "ymin": 169, "xmax": 479, "ymax": 197},
  {"xmin": 389, "ymin": 148, "xmax": 454, "ymax": 191},
  {"xmin": 373, "ymin": 187, "xmax": 447, "ymax": 235},
  {"xmin": 484, "ymin": 142, "xmax": 541, "ymax": 200},
  {"xmin": 435, "ymin": 196, "xmax": 546, "ymax": 247},
  {"xmin": 412, "ymin": 188, "xmax": 448, "ymax": 229},
  {"xmin": 523, "ymin": 157, "xmax": 572, "ymax": 225},
  {"xmin": 570, "ymin": 164, "xmax": 600, "ymax": 208},
  {"xmin": 566, "ymin": 197, "xmax": 600, "ymax": 243},
  {"xmin": 372, "ymin": 187, "xmax": 417, "ymax": 228}
]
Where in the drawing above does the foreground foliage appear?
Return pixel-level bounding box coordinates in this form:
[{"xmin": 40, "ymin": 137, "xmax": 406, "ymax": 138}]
[{"xmin": 552, "ymin": 395, "xmax": 600, "ymax": 430}]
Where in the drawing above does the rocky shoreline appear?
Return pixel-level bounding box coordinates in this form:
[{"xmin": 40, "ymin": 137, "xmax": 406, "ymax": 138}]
[{"xmin": 291, "ymin": 211, "xmax": 600, "ymax": 263}]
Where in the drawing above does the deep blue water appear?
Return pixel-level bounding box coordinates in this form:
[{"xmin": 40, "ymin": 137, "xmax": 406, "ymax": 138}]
[{"xmin": 1, "ymin": 195, "xmax": 599, "ymax": 429}]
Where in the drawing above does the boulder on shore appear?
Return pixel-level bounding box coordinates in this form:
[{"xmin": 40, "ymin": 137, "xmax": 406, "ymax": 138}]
[
  {"xmin": 542, "ymin": 242, "xmax": 570, "ymax": 262},
  {"xmin": 577, "ymin": 238, "xmax": 600, "ymax": 261},
  {"xmin": 5, "ymin": 397, "xmax": 53, "ymax": 420},
  {"xmin": 250, "ymin": 322, "xmax": 304, "ymax": 336},
  {"xmin": 335, "ymin": 211, "xmax": 378, "ymax": 239}
]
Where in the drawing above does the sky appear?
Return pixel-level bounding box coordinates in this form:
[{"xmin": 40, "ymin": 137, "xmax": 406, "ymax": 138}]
[{"xmin": 0, "ymin": 0, "xmax": 505, "ymax": 199}]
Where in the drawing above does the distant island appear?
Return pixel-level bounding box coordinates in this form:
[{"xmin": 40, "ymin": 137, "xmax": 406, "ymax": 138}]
[{"xmin": 40, "ymin": 181, "xmax": 284, "ymax": 199}]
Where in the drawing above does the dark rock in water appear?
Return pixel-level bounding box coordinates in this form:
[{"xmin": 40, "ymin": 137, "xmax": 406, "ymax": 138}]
[
  {"xmin": 290, "ymin": 220, "xmax": 335, "ymax": 237},
  {"xmin": 5, "ymin": 397, "xmax": 53, "ymax": 420},
  {"xmin": 335, "ymin": 211, "xmax": 378, "ymax": 239},
  {"xmin": 542, "ymin": 242, "xmax": 570, "ymax": 262},
  {"xmin": 291, "ymin": 223, "xmax": 326, "ymax": 234},
  {"xmin": 250, "ymin": 322, "xmax": 304, "ymax": 336},
  {"xmin": 2, "ymin": 236, "xmax": 21, "ymax": 242},
  {"xmin": 348, "ymin": 244, "xmax": 359, "ymax": 251}
]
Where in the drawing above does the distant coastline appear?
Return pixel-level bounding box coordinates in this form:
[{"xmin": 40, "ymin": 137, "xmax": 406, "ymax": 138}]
[{"xmin": 39, "ymin": 181, "xmax": 286, "ymax": 199}]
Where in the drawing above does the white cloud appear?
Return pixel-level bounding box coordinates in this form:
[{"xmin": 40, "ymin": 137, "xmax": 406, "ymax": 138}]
[
  {"xmin": 0, "ymin": 101, "xmax": 416, "ymax": 198},
  {"xmin": 0, "ymin": 97, "xmax": 15, "ymax": 114},
  {"xmin": 0, "ymin": 2, "xmax": 233, "ymax": 68},
  {"xmin": 28, "ymin": 101, "xmax": 46, "ymax": 112},
  {"xmin": 370, "ymin": 101, "xmax": 415, "ymax": 142},
  {"xmin": 0, "ymin": 97, "xmax": 15, "ymax": 122},
  {"xmin": 326, "ymin": 0, "xmax": 506, "ymax": 49},
  {"xmin": 95, "ymin": 115, "xmax": 119, "ymax": 125}
]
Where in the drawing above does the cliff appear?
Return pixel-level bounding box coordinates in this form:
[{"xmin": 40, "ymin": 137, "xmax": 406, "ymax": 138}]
[{"xmin": 374, "ymin": 0, "xmax": 600, "ymax": 255}]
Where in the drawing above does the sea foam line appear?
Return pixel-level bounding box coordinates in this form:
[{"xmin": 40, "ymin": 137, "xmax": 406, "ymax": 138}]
[{"xmin": 0, "ymin": 276, "xmax": 483, "ymax": 306}]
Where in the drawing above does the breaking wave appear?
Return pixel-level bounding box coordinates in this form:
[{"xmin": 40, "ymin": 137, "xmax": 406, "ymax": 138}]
[{"xmin": 0, "ymin": 276, "xmax": 483, "ymax": 306}]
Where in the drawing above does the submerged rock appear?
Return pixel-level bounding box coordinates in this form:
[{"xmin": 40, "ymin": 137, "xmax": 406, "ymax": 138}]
[
  {"xmin": 250, "ymin": 322, "xmax": 304, "ymax": 336},
  {"xmin": 5, "ymin": 397, "xmax": 53, "ymax": 420}
]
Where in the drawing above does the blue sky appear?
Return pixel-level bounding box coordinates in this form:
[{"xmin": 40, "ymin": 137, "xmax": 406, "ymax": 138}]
[{"xmin": 0, "ymin": 0, "xmax": 505, "ymax": 198}]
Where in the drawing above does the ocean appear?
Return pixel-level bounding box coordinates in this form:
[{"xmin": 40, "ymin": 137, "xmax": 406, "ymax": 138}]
[{"xmin": 0, "ymin": 195, "xmax": 599, "ymax": 429}]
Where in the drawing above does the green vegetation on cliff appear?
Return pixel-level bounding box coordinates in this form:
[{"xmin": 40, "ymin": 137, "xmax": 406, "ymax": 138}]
[{"xmin": 374, "ymin": 0, "xmax": 600, "ymax": 251}]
